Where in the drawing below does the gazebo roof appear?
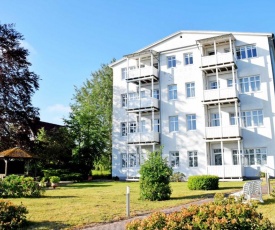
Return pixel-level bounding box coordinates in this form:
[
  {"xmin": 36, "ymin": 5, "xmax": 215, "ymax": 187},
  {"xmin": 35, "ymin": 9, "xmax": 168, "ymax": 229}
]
[{"xmin": 0, "ymin": 147, "xmax": 36, "ymax": 159}]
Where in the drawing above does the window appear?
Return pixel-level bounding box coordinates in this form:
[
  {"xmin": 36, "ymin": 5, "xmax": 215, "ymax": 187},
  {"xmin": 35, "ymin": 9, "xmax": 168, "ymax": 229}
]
[
  {"xmin": 230, "ymin": 113, "xmax": 238, "ymax": 125},
  {"xmin": 243, "ymin": 148, "xmax": 267, "ymax": 166},
  {"xmin": 153, "ymin": 119, "xmax": 160, "ymax": 132},
  {"xmin": 140, "ymin": 91, "xmax": 146, "ymax": 98},
  {"xmin": 256, "ymin": 148, "xmax": 267, "ymax": 165},
  {"xmin": 140, "ymin": 120, "xmax": 146, "ymax": 133},
  {"xmin": 128, "ymin": 122, "xmax": 137, "ymax": 133},
  {"xmin": 232, "ymin": 150, "xmax": 242, "ymax": 165},
  {"xmin": 121, "ymin": 153, "xmax": 139, "ymax": 168},
  {"xmin": 227, "ymin": 79, "xmax": 233, "ymax": 87},
  {"xmin": 129, "ymin": 92, "xmax": 138, "ymax": 100},
  {"xmin": 186, "ymin": 82, "xmax": 195, "ymax": 98},
  {"xmin": 214, "ymin": 149, "xmax": 222, "ymax": 165},
  {"xmin": 121, "ymin": 68, "xmax": 127, "ymax": 80},
  {"xmin": 187, "ymin": 114, "xmax": 196, "ymax": 130},
  {"xmin": 241, "ymin": 110, "xmax": 263, "ymax": 127},
  {"xmin": 239, "ymin": 76, "xmax": 260, "ymax": 93},
  {"xmin": 184, "ymin": 53, "xmax": 193, "ymax": 65},
  {"xmin": 210, "ymin": 81, "xmax": 218, "ymax": 89},
  {"xmin": 152, "ymin": 89, "xmax": 159, "ymax": 99},
  {"xmin": 121, "ymin": 122, "xmax": 127, "ymax": 136},
  {"xmin": 168, "ymin": 84, "xmax": 177, "ymax": 100},
  {"xmin": 170, "ymin": 151, "xmax": 179, "ymax": 168},
  {"xmin": 188, "ymin": 151, "xmax": 198, "ymax": 167},
  {"xmin": 121, "ymin": 94, "xmax": 127, "ymax": 107},
  {"xmin": 211, "ymin": 113, "xmax": 220, "ymax": 127},
  {"xmin": 236, "ymin": 45, "xmax": 257, "ymax": 59},
  {"xmin": 167, "ymin": 56, "xmax": 176, "ymax": 68},
  {"xmin": 169, "ymin": 116, "xmax": 178, "ymax": 132}
]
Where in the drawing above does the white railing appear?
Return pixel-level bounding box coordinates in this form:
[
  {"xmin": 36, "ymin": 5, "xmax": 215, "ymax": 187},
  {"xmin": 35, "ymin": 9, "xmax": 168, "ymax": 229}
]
[
  {"xmin": 127, "ymin": 132, "xmax": 159, "ymax": 143},
  {"xmin": 203, "ymin": 87, "xmax": 238, "ymax": 101},
  {"xmin": 127, "ymin": 67, "xmax": 158, "ymax": 80},
  {"xmin": 127, "ymin": 97, "xmax": 159, "ymax": 110},
  {"xmin": 205, "ymin": 126, "xmax": 240, "ymax": 139},
  {"xmin": 207, "ymin": 165, "xmax": 243, "ymax": 178},
  {"xmin": 201, "ymin": 52, "xmax": 233, "ymax": 67}
]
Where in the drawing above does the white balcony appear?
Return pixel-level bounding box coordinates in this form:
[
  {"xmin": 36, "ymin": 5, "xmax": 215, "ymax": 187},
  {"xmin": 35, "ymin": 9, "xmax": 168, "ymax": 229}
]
[
  {"xmin": 203, "ymin": 87, "xmax": 238, "ymax": 102},
  {"xmin": 205, "ymin": 125, "xmax": 241, "ymax": 139},
  {"xmin": 127, "ymin": 97, "xmax": 159, "ymax": 112},
  {"xmin": 207, "ymin": 165, "xmax": 243, "ymax": 178},
  {"xmin": 201, "ymin": 52, "xmax": 234, "ymax": 67},
  {"xmin": 127, "ymin": 132, "xmax": 159, "ymax": 144},
  {"xmin": 127, "ymin": 67, "xmax": 158, "ymax": 80}
]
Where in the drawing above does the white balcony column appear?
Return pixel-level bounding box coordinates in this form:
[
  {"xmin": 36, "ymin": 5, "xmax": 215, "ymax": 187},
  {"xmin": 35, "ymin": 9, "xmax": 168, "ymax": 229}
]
[
  {"xmin": 221, "ymin": 141, "xmax": 225, "ymax": 178},
  {"xmin": 238, "ymin": 139, "xmax": 241, "ymax": 165},
  {"xmin": 229, "ymin": 37, "xmax": 233, "ymax": 58},
  {"xmin": 218, "ymin": 101, "xmax": 222, "ymax": 136},
  {"xmin": 234, "ymin": 100, "xmax": 239, "ymax": 126},
  {"xmin": 139, "ymin": 57, "xmax": 141, "ymax": 77},
  {"xmin": 151, "ymin": 52, "xmax": 153, "ymax": 73},
  {"xmin": 232, "ymin": 65, "xmax": 236, "ymax": 91},
  {"xmin": 214, "ymin": 40, "xmax": 217, "ymax": 63},
  {"xmin": 127, "ymin": 145, "xmax": 129, "ymax": 178},
  {"xmin": 152, "ymin": 143, "xmax": 155, "ymax": 152}
]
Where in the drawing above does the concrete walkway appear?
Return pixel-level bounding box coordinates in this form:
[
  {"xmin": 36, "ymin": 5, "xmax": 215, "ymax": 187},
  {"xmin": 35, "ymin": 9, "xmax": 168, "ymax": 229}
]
[{"xmin": 81, "ymin": 184, "xmax": 269, "ymax": 230}]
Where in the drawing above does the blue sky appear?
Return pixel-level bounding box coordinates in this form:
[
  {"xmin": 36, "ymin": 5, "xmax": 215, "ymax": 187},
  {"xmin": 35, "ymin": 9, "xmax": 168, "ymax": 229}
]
[{"xmin": 1, "ymin": 0, "xmax": 275, "ymax": 125}]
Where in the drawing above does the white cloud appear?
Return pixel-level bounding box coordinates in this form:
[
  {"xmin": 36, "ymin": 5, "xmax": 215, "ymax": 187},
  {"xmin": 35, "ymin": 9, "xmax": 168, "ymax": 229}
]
[{"xmin": 20, "ymin": 40, "xmax": 37, "ymax": 55}]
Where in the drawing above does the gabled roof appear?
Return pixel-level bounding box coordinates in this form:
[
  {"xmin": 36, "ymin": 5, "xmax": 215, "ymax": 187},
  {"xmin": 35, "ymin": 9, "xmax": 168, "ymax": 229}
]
[
  {"xmin": 0, "ymin": 147, "xmax": 36, "ymax": 158},
  {"xmin": 109, "ymin": 30, "xmax": 273, "ymax": 68}
]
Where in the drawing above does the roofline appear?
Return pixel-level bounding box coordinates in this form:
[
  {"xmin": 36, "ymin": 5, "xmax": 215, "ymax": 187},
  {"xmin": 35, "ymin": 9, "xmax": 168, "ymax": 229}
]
[{"xmin": 109, "ymin": 30, "xmax": 274, "ymax": 68}]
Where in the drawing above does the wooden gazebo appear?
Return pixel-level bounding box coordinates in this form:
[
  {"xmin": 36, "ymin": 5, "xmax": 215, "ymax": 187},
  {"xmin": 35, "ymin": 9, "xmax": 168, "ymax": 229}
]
[{"xmin": 0, "ymin": 147, "xmax": 36, "ymax": 177}]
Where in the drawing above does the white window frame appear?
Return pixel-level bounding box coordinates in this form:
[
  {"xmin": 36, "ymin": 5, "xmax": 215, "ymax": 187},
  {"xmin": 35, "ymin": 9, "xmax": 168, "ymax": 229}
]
[
  {"xmin": 188, "ymin": 151, "xmax": 198, "ymax": 167},
  {"xmin": 211, "ymin": 113, "xmax": 220, "ymax": 127},
  {"xmin": 170, "ymin": 151, "xmax": 179, "ymax": 168},
  {"xmin": 227, "ymin": 79, "xmax": 233, "ymax": 87},
  {"xmin": 239, "ymin": 76, "xmax": 260, "ymax": 93},
  {"xmin": 121, "ymin": 68, "xmax": 127, "ymax": 80},
  {"xmin": 236, "ymin": 44, "xmax": 257, "ymax": 60},
  {"xmin": 232, "ymin": 150, "xmax": 242, "ymax": 165},
  {"xmin": 186, "ymin": 82, "xmax": 195, "ymax": 98},
  {"xmin": 121, "ymin": 122, "xmax": 127, "ymax": 136},
  {"xmin": 230, "ymin": 113, "xmax": 239, "ymax": 125},
  {"xmin": 152, "ymin": 89, "xmax": 159, "ymax": 99},
  {"xmin": 214, "ymin": 149, "xmax": 222, "ymax": 165},
  {"xmin": 168, "ymin": 84, "xmax": 177, "ymax": 100},
  {"xmin": 169, "ymin": 116, "xmax": 178, "ymax": 132},
  {"xmin": 167, "ymin": 56, "xmax": 176, "ymax": 68},
  {"xmin": 128, "ymin": 122, "xmax": 137, "ymax": 133},
  {"xmin": 209, "ymin": 81, "xmax": 219, "ymax": 89},
  {"xmin": 128, "ymin": 92, "xmax": 138, "ymax": 100},
  {"xmin": 153, "ymin": 119, "xmax": 160, "ymax": 132},
  {"xmin": 140, "ymin": 120, "xmax": 146, "ymax": 133},
  {"xmin": 121, "ymin": 94, "xmax": 127, "ymax": 107},
  {"xmin": 241, "ymin": 110, "xmax": 263, "ymax": 127},
  {"xmin": 184, "ymin": 53, "xmax": 193, "ymax": 65},
  {"xmin": 243, "ymin": 148, "xmax": 267, "ymax": 166},
  {"xmin": 121, "ymin": 153, "xmax": 127, "ymax": 168},
  {"xmin": 187, "ymin": 114, "xmax": 196, "ymax": 130}
]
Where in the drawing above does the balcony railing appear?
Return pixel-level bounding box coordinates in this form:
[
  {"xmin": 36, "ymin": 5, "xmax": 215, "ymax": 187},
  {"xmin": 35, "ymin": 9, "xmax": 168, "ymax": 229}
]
[
  {"xmin": 201, "ymin": 52, "xmax": 234, "ymax": 67},
  {"xmin": 207, "ymin": 165, "xmax": 243, "ymax": 178},
  {"xmin": 127, "ymin": 67, "xmax": 158, "ymax": 80},
  {"xmin": 127, "ymin": 97, "xmax": 159, "ymax": 111},
  {"xmin": 205, "ymin": 125, "xmax": 241, "ymax": 139},
  {"xmin": 203, "ymin": 87, "xmax": 238, "ymax": 102},
  {"xmin": 127, "ymin": 131, "xmax": 159, "ymax": 144}
]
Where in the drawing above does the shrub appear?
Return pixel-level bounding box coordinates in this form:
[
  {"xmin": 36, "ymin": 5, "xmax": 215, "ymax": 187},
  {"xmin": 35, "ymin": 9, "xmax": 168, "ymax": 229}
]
[
  {"xmin": 0, "ymin": 200, "xmax": 28, "ymax": 229},
  {"xmin": 126, "ymin": 194, "xmax": 275, "ymax": 230},
  {"xmin": 139, "ymin": 150, "xmax": 173, "ymax": 201},
  {"xmin": 0, "ymin": 175, "xmax": 44, "ymax": 198},
  {"xmin": 187, "ymin": 175, "xmax": 219, "ymax": 190},
  {"xmin": 50, "ymin": 176, "xmax": 60, "ymax": 183},
  {"xmin": 170, "ymin": 172, "xmax": 185, "ymax": 182}
]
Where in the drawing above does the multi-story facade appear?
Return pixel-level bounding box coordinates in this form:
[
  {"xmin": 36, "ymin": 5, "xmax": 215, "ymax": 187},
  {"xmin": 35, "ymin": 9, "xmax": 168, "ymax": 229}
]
[{"xmin": 110, "ymin": 31, "xmax": 275, "ymax": 180}]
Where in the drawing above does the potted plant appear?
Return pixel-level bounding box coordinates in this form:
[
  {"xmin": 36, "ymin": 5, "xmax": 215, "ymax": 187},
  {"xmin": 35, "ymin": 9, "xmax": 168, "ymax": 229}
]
[{"xmin": 50, "ymin": 176, "xmax": 60, "ymax": 189}]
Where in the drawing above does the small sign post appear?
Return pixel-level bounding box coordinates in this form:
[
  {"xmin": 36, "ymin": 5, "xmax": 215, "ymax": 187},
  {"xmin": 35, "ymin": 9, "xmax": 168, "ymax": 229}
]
[{"xmin": 126, "ymin": 186, "xmax": 130, "ymax": 217}]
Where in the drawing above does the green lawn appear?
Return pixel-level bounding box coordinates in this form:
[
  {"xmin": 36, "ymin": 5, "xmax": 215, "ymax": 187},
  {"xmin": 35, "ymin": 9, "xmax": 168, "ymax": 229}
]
[{"xmin": 6, "ymin": 180, "xmax": 274, "ymax": 229}]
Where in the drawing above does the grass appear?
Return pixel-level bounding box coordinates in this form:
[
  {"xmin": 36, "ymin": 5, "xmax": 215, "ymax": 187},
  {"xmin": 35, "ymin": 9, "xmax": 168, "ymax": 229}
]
[{"xmin": 6, "ymin": 180, "xmax": 275, "ymax": 229}]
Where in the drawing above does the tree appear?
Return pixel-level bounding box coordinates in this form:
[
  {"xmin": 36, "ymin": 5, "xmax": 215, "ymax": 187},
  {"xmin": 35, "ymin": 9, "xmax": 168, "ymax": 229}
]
[
  {"xmin": 139, "ymin": 149, "xmax": 173, "ymax": 201},
  {"xmin": 65, "ymin": 60, "xmax": 114, "ymax": 177},
  {"xmin": 0, "ymin": 23, "xmax": 39, "ymax": 151}
]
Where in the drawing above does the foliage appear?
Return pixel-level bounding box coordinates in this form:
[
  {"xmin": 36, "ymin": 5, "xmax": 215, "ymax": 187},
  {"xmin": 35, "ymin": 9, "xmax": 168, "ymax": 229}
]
[
  {"xmin": 0, "ymin": 23, "xmax": 39, "ymax": 151},
  {"xmin": 65, "ymin": 60, "xmax": 114, "ymax": 177},
  {"xmin": 170, "ymin": 172, "xmax": 185, "ymax": 182},
  {"xmin": 126, "ymin": 194, "xmax": 275, "ymax": 230},
  {"xmin": 33, "ymin": 127, "xmax": 75, "ymax": 175},
  {"xmin": 139, "ymin": 150, "xmax": 173, "ymax": 201},
  {"xmin": 0, "ymin": 200, "xmax": 28, "ymax": 229},
  {"xmin": 187, "ymin": 175, "xmax": 219, "ymax": 190},
  {"xmin": 42, "ymin": 169, "xmax": 82, "ymax": 182},
  {"xmin": 50, "ymin": 176, "xmax": 60, "ymax": 183},
  {"xmin": 0, "ymin": 175, "xmax": 44, "ymax": 198}
]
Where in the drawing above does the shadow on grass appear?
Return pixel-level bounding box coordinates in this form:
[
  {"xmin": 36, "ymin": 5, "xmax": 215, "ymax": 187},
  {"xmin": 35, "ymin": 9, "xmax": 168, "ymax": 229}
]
[
  {"xmin": 43, "ymin": 195, "xmax": 77, "ymax": 199},
  {"xmin": 171, "ymin": 193, "xmax": 216, "ymax": 200},
  {"xmin": 259, "ymin": 197, "xmax": 275, "ymax": 205},
  {"xmin": 28, "ymin": 220, "xmax": 70, "ymax": 229},
  {"xmin": 66, "ymin": 182, "xmax": 112, "ymax": 189}
]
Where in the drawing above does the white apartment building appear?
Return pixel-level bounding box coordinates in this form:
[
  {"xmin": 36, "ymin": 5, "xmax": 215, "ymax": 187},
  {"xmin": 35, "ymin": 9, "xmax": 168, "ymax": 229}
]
[{"xmin": 110, "ymin": 31, "xmax": 275, "ymax": 180}]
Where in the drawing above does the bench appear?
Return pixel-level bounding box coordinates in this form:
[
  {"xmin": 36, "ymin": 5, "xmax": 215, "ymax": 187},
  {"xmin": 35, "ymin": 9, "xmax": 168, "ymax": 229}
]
[{"xmin": 232, "ymin": 180, "xmax": 263, "ymax": 203}]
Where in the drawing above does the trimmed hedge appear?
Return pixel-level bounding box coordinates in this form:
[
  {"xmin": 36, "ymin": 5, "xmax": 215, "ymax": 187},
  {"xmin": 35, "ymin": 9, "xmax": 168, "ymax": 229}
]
[
  {"xmin": 187, "ymin": 175, "xmax": 219, "ymax": 190},
  {"xmin": 126, "ymin": 194, "xmax": 275, "ymax": 230},
  {"xmin": 0, "ymin": 200, "xmax": 28, "ymax": 229}
]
